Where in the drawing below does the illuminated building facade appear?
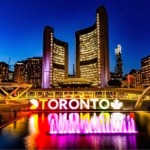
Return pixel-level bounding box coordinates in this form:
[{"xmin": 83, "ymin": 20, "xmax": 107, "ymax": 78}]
[
  {"xmin": 141, "ymin": 55, "xmax": 150, "ymax": 87},
  {"xmin": 134, "ymin": 70, "xmax": 142, "ymax": 87},
  {"xmin": 76, "ymin": 6, "xmax": 109, "ymax": 88},
  {"xmin": 42, "ymin": 26, "xmax": 68, "ymax": 88},
  {"xmin": 115, "ymin": 44, "xmax": 123, "ymax": 79},
  {"xmin": 24, "ymin": 57, "xmax": 42, "ymax": 88},
  {"xmin": 14, "ymin": 62, "xmax": 25, "ymax": 83},
  {"xmin": 128, "ymin": 69, "xmax": 142, "ymax": 88},
  {"xmin": 14, "ymin": 57, "xmax": 42, "ymax": 87},
  {"xmin": 0, "ymin": 62, "xmax": 9, "ymax": 82}
]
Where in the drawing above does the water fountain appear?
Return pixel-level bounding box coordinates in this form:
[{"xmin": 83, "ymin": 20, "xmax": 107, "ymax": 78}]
[{"xmin": 48, "ymin": 112, "xmax": 137, "ymax": 134}]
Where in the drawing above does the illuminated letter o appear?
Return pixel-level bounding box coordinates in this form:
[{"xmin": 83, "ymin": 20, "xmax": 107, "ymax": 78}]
[
  {"xmin": 48, "ymin": 99, "xmax": 58, "ymax": 109},
  {"xmin": 69, "ymin": 99, "xmax": 79, "ymax": 109},
  {"xmin": 99, "ymin": 99, "xmax": 109, "ymax": 109}
]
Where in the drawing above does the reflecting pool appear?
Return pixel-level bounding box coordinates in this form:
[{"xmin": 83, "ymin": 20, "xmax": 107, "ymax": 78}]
[{"xmin": 0, "ymin": 112, "xmax": 150, "ymax": 149}]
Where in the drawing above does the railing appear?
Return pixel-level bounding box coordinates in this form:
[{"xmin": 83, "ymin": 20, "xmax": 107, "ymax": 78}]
[
  {"xmin": 5, "ymin": 89, "xmax": 149, "ymax": 101},
  {"xmin": 0, "ymin": 88, "xmax": 150, "ymax": 102}
]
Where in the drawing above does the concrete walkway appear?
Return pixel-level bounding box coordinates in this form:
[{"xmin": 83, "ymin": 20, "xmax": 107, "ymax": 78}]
[{"xmin": 0, "ymin": 111, "xmax": 31, "ymax": 129}]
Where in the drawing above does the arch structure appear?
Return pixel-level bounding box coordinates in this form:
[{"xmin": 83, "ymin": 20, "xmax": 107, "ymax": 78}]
[
  {"xmin": 135, "ymin": 86, "xmax": 150, "ymax": 109},
  {"xmin": 0, "ymin": 82, "xmax": 32, "ymax": 100}
]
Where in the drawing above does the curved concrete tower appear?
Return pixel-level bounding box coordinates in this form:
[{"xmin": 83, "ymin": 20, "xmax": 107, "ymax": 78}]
[{"xmin": 76, "ymin": 6, "xmax": 109, "ymax": 88}]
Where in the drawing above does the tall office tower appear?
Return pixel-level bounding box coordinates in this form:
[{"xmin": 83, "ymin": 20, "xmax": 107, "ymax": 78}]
[
  {"xmin": 42, "ymin": 26, "xmax": 68, "ymax": 88},
  {"xmin": 25, "ymin": 57, "xmax": 42, "ymax": 88},
  {"xmin": 0, "ymin": 62, "xmax": 9, "ymax": 82},
  {"xmin": 14, "ymin": 62, "xmax": 25, "ymax": 83},
  {"xmin": 115, "ymin": 44, "xmax": 123, "ymax": 79},
  {"xmin": 141, "ymin": 55, "xmax": 150, "ymax": 87},
  {"xmin": 76, "ymin": 6, "xmax": 109, "ymax": 88},
  {"xmin": 14, "ymin": 57, "xmax": 42, "ymax": 87}
]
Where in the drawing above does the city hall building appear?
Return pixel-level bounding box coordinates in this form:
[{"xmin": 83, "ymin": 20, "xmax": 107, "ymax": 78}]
[
  {"xmin": 42, "ymin": 26, "xmax": 68, "ymax": 88},
  {"xmin": 76, "ymin": 6, "xmax": 109, "ymax": 88},
  {"xmin": 42, "ymin": 5, "xmax": 109, "ymax": 89}
]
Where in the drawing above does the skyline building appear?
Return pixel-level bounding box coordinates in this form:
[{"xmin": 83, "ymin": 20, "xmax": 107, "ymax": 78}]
[
  {"xmin": 42, "ymin": 26, "xmax": 68, "ymax": 88},
  {"xmin": 141, "ymin": 55, "xmax": 150, "ymax": 87},
  {"xmin": 24, "ymin": 57, "xmax": 42, "ymax": 88},
  {"xmin": 115, "ymin": 44, "xmax": 123, "ymax": 79},
  {"xmin": 128, "ymin": 69, "xmax": 142, "ymax": 88},
  {"xmin": 14, "ymin": 62, "xmax": 25, "ymax": 83},
  {"xmin": 0, "ymin": 62, "xmax": 9, "ymax": 82},
  {"xmin": 14, "ymin": 57, "xmax": 42, "ymax": 88},
  {"xmin": 76, "ymin": 6, "xmax": 110, "ymax": 87}
]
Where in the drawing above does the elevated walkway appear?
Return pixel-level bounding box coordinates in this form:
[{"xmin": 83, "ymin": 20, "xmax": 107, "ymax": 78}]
[
  {"xmin": 15, "ymin": 87, "xmax": 150, "ymax": 101},
  {"xmin": 0, "ymin": 82, "xmax": 32, "ymax": 101},
  {"xmin": 0, "ymin": 84, "xmax": 150, "ymax": 110}
]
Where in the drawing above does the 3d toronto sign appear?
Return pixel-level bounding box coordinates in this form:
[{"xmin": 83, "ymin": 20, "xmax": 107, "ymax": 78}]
[{"xmin": 29, "ymin": 98, "xmax": 123, "ymax": 110}]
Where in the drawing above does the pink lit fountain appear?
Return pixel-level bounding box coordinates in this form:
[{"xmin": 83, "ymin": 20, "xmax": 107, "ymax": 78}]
[{"xmin": 48, "ymin": 113, "xmax": 137, "ymax": 134}]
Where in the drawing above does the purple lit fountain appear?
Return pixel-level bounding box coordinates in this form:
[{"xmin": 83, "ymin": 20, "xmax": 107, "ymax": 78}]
[{"xmin": 48, "ymin": 113, "xmax": 137, "ymax": 134}]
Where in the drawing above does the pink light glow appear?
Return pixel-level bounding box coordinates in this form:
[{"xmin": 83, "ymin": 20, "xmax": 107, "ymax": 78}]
[{"xmin": 48, "ymin": 113, "xmax": 137, "ymax": 134}]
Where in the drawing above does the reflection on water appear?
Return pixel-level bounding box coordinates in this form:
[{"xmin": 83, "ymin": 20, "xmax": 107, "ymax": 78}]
[
  {"xmin": 0, "ymin": 117, "xmax": 28, "ymax": 149},
  {"xmin": 24, "ymin": 112, "xmax": 138, "ymax": 149},
  {"xmin": 136, "ymin": 111, "xmax": 150, "ymax": 135},
  {"xmin": 0, "ymin": 112, "xmax": 150, "ymax": 149},
  {"xmin": 28, "ymin": 112, "xmax": 137, "ymax": 134},
  {"xmin": 24, "ymin": 133, "xmax": 137, "ymax": 150}
]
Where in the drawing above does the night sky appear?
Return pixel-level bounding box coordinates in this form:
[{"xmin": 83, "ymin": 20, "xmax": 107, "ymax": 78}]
[{"xmin": 0, "ymin": 0, "xmax": 150, "ymax": 75}]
